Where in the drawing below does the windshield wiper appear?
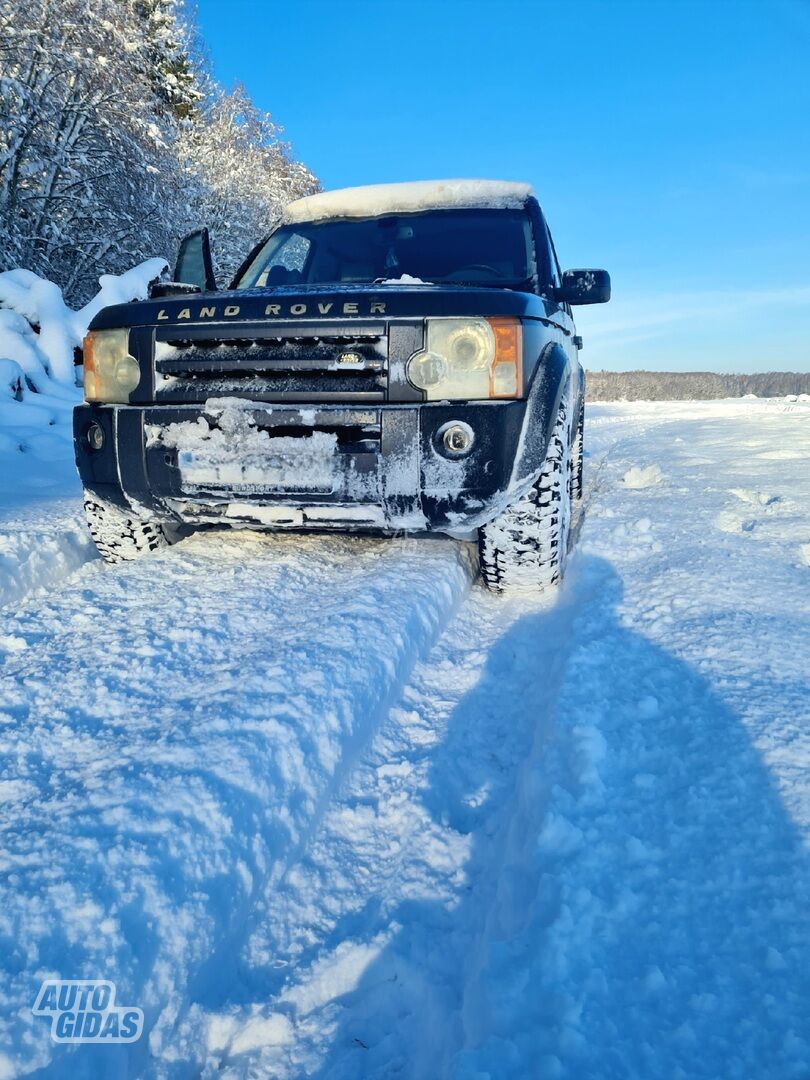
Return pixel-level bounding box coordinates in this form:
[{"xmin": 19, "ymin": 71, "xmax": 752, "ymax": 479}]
[{"xmin": 371, "ymin": 276, "xmax": 431, "ymax": 285}]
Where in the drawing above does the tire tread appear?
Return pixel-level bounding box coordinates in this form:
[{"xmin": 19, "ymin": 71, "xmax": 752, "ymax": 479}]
[
  {"xmin": 478, "ymin": 401, "xmax": 573, "ymax": 594},
  {"xmin": 83, "ymin": 495, "xmax": 173, "ymax": 564}
]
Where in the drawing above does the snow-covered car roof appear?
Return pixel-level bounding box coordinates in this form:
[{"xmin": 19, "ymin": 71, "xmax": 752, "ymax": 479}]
[{"xmin": 282, "ymin": 179, "xmax": 534, "ymax": 225}]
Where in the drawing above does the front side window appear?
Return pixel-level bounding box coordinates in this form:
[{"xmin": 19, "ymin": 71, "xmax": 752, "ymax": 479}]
[
  {"xmin": 236, "ymin": 209, "xmax": 535, "ymax": 290},
  {"xmin": 251, "ymin": 234, "xmax": 311, "ymax": 286}
]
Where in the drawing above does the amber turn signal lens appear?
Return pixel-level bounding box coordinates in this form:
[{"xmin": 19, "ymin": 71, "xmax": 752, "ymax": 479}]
[
  {"xmin": 487, "ymin": 317, "xmax": 523, "ymax": 399},
  {"xmin": 82, "ymin": 329, "xmax": 139, "ymax": 403}
]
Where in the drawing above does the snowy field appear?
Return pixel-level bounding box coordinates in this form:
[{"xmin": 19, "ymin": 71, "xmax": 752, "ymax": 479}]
[{"xmin": 0, "ymin": 397, "xmax": 809, "ymax": 1078}]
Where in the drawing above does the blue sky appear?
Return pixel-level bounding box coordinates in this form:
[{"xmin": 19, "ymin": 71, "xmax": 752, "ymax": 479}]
[{"xmin": 195, "ymin": 0, "xmax": 810, "ymax": 372}]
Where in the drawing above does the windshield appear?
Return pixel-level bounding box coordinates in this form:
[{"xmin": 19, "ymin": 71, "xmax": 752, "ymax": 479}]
[{"xmin": 235, "ymin": 209, "xmax": 534, "ymax": 290}]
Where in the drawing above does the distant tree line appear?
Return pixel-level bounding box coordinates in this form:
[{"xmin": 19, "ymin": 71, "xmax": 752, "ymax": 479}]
[
  {"xmin": 585, "ymin": 370, "xmax": 810, "ymax": 401},
  {"xmin": 0, "ymin": 0, "xmax": 318, "ymax": 304}
]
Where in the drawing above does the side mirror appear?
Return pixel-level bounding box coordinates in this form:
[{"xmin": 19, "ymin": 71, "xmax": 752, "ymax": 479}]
[
  {"xmin": 173, "ymin": 228, "xmax": 217, "ymax": 293},
  {"xmin": 556, "ymin": 269, "xmax": 611, "ymax": 305}
]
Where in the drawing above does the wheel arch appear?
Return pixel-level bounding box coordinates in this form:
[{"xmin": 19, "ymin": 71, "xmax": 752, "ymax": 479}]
[{"xmin": 508, "ymin": 341, "xmax": 574, "ymax": 492}]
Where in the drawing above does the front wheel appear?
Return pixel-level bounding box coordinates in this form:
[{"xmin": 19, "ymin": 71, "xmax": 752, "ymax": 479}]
[
  {"xmin": 570, "ymin": 401, "xmax": 584, "ymax": 502},
  {"xmin": 83, "ymin": 494, "xmax": 181, "ymax": 564},
  {"xmin": 478, "ymin": 401, "xmax": 573, "ymax": 594}
]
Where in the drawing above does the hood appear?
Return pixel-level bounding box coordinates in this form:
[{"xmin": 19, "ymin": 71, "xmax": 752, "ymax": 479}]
[{"xmin": 88, "ymin": 282, "xmax": 547, "ymax": 331}]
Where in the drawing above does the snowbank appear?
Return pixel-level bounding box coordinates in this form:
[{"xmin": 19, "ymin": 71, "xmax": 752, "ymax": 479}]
[
  {"xmin": 0, "ymin": 260, "xmax": 167, "ymax": 609},
  {"xmin": 283, "ymin": 179, "xmax": 533, "ymax": 224},
  {"xmin": 0, "ymin": 374, "xmax": 95, "ymax": 609},
  {"xmin": 0, "ymin": 531, "xmax": 474, "ymax": 1076},
  {"xmin": 0, "ymin": 527, "xmax": 93, "ymax": 611},
  {"xmin": 0, "ymin": 260, "xmax": 165, "ymax": 386}
]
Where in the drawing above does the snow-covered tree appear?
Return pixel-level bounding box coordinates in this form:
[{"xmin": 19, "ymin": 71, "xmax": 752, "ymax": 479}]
[
  {"xmin": 137, "ymin": 0, "xmax": 202, "ymax": 121},
  {"xmin": 0, "ymin": 0, "xmax": 318, "ymax": 302},
  {"xmin": 176, "ymin": 83, "xmax": 318, "ymax": 285},
  {"xmin": 0, "ymin": 0, "xmax": 181, "ymax": 299}
]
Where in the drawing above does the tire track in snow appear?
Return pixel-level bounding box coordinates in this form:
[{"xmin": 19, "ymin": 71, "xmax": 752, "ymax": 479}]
[
  {"xmin": 197, "ymin": 546, "xmax": 593, "ymax": 1079},
  {"xmin": 0, "ymin": 529, "xmax": 474, "ymax": 1078}
]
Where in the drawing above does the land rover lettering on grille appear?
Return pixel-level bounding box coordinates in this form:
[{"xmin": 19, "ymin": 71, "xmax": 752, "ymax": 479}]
[{"xmin": 155, "ymin": 300, "xmax": 388, "ymax": 321}]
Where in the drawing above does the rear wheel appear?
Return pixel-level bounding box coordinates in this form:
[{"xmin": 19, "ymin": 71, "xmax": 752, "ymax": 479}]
[
  {"xmin": 478, "ymin": 401, "xmax": 573, "ymax": 594},
  {"xmin": 83, "ymin": 494, "xmax": 179, "ymax": 564}
]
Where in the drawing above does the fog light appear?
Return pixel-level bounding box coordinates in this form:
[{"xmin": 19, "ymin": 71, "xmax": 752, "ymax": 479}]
[
  {"xmin": 440, "ymin": 422, "xmax": 474, "ymax": 457},
  {"xmin": 87, "ymin": 422, "xmax": 105, "ymax": 450}
]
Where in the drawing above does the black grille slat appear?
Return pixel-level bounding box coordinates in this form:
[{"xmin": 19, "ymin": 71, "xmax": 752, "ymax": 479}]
[
  {"xmin": 157, "ymin": 356, "xmax": 384, "ymax": 375},
  {"xmin": 158, "ymin": 379, "xmax": 385, "ymax": 402}
]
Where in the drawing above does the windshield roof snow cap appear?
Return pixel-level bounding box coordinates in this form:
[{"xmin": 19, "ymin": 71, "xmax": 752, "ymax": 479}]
[{"xmin": 282, "ymin": 180, "xmax": 534, "ymax": 225}]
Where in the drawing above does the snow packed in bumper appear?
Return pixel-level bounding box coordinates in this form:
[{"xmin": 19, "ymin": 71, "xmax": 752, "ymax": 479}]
[{"xmin": 74, "ymin": 398, "xmax": 528, "ymax": 533}]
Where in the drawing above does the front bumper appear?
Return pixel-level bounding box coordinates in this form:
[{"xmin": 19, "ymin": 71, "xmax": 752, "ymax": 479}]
[{"xmin": 74, "ymin": 401, "xmax": 530, "ymax": 534}]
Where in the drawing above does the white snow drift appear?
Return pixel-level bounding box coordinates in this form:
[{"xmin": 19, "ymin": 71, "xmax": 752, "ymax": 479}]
[
  {"xmin": 0, "ymin": 261, "xmax": 166, "ymax": 388},
  {"xmin": 0, "ymin": 261, "xmax": 166, "ymax": 610}
]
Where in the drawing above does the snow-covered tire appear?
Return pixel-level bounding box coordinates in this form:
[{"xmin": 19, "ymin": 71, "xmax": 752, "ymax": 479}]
[
  {"xmin": 478, "ymin": 401, "xmax": 573, "ymax": 594},
  {"xmin": 570, "ymin": 401, "xmax": 584, "ymax": 502},
  {"xmin": 83, "ymin": 494, "xmax": 178, "ymax": 564}
]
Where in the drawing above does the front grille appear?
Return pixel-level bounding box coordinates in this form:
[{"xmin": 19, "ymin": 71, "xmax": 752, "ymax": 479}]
[{"xmin": 152, "ymin": 323, "xmax": 388, "ymax": 403}]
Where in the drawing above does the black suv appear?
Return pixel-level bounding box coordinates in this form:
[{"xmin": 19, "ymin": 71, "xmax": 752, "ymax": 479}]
[{"xmin": 74, "ymin": 180, "xmax": 609, "ymax": 592}]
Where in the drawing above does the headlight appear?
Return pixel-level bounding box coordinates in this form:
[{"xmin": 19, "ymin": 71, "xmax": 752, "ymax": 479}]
[
  {"xmin": 407, "ymin": 317, "xmax": 523, "ymax": 400},
  {"xmin": 83, "ymin": 329, "xmax": 141, "ymax": 403}
]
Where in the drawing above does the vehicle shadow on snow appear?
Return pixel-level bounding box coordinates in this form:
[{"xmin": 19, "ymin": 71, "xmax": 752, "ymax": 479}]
[{"xmin": 310, "ymin": 554, "xmax": 810, "ymax": 1080}]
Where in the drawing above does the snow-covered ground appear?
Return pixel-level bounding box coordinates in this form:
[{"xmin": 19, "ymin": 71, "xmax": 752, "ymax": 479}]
[{"xmin": 0, "ymin": 398, "xmax": 808, "ymax": 1079}]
